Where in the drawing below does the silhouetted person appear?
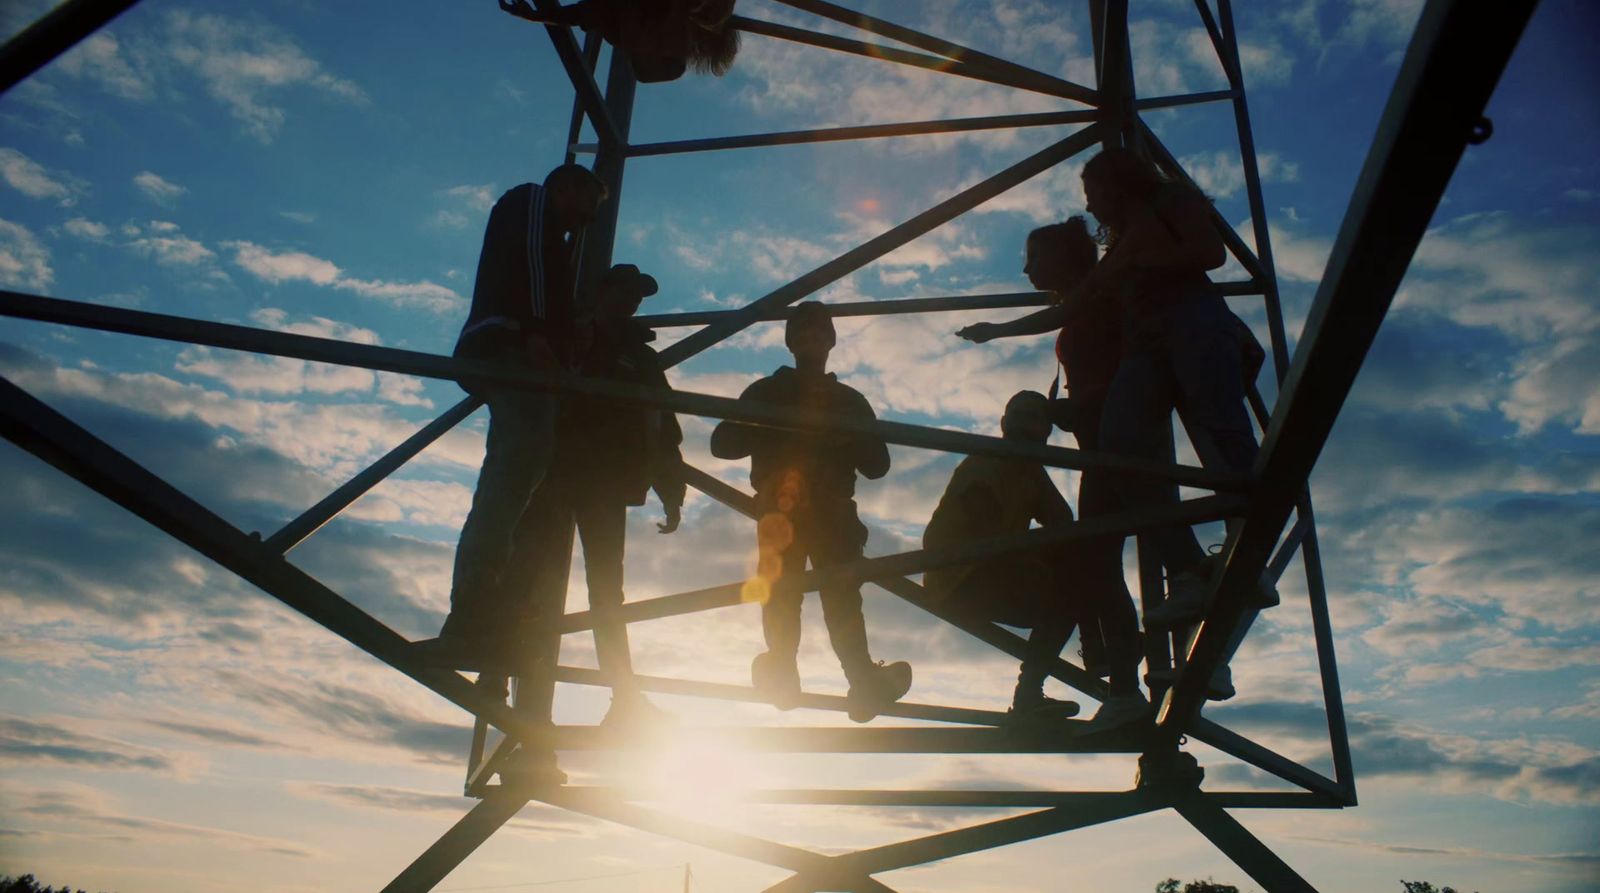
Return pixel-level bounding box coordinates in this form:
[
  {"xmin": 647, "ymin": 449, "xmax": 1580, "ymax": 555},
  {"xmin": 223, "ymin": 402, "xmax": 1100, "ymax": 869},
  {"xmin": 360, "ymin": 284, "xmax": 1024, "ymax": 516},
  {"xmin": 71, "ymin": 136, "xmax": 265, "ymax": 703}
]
[
  {"xmin": 1075, "ymin": 148, "xmax": 1272, "ymax": 685},
  {"xmin": 502, "ymin": 263, "xmax": 686, "ymax": 730},
  {"xmin": 502, "ymin": 0, "xmax": 739, "ymax": 82},
  {"xmin": 923, "ymin": 390, "xmax": 1083, "ymax": 721},
  {"xmin": 710, "ymin": 302, "xmax": 912, "ymax": 722},
  {"xmin": 956, "ymin": 218, "xmax": 1150, "ymax": 730},
  {"xmin": 417, "ymin": 164, "xmax": 607, "ymax": 678},
  {"xmin": 972, "ymin": 148, "xmax": 1271, "ymax": 701}
]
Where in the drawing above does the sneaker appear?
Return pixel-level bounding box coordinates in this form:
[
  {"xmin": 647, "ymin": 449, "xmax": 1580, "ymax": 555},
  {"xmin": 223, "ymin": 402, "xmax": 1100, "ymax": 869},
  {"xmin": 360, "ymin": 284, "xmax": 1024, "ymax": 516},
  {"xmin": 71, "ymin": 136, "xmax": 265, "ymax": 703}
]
[
  {"xmin": 1077, "ymin": 693, "xmax": 1151, "ymax": 736},
  {"xmin": 499, "ymin": 747, "xmax": 567, "ymax": 790},
  {"xmin": 751, "ymin": 651, "xmax": 802, "ymax": 710},
  {"xmin": 1145, "ymin": 664, "xmax": 1235, "ymax": 701},
  {"xmin": 1008, "ymin": 688, "xmax": 1081, "ymax": 723},
  {"xmin": 601, "ymin": 691, "xmax": 676, "ymax": 732},
  {"xmin": 846, "ymin": 660, "xmax": 913, "ymax": 723},
  {"xmin": 1198, "ymin": 553, "xmax": 1281, "ymax": 610},
  {"xmin": 1144, "ymin": 570, "xmax": 1210, "ymax": 629}
]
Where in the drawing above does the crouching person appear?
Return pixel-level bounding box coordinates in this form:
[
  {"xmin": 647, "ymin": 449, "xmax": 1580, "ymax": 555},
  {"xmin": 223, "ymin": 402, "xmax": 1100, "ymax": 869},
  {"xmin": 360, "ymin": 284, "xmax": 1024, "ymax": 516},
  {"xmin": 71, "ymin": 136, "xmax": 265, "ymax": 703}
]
[{"xmin": 923, "ymin": 390, "xmax": 1085, "ymax": 721}]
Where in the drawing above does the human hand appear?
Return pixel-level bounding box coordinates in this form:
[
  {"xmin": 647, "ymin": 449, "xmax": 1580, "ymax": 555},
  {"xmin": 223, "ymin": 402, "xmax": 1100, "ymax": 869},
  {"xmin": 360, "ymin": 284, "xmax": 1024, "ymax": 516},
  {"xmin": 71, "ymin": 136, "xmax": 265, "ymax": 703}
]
[
  {"xmin": 657, "ymin": 505, "xmax": 682, "ymax": 534},
  {"xmin": 955, "ymin": 322, "xmax": 999, "ymax": 344}
]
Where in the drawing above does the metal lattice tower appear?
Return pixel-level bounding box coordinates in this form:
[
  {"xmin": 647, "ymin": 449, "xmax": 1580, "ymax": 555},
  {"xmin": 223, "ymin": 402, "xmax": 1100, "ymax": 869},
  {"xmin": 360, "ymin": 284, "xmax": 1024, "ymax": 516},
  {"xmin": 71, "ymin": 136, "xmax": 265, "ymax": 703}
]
[{"xmin": 0, "ymin": 1, "xmax": 1538, "ymax": 891}]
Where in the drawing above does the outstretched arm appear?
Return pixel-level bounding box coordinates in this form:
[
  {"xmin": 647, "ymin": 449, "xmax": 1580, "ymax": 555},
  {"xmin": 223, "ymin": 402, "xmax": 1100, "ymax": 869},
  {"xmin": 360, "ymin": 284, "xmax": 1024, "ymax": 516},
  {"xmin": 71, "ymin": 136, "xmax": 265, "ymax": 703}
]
[{"xmin": 955, "ymin": 303, "xmax": 1072, "ymax": 344}]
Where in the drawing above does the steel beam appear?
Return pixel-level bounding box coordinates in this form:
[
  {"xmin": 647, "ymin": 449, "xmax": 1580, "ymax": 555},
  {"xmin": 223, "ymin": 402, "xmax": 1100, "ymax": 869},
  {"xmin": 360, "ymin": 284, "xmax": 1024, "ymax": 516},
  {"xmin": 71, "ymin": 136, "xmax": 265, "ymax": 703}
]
[
  {"xmin": 1160, "ymin": 0, "xmax": 1540, "ymax": 732},
  {"xmin": 0, "ymin": 290, "xmax": 1241, "ymax": 489},
  {"xmin": 678, "ymin": 466, "xmax": 1341, "ymax": 795},
  {"xmin": 0, "ymin": 377, "xmax": 555, "ymax": 746},
  {"xmin": 638, "ymin": 281, "xmax": 1257, "ymax": 328},
  {"xmin": 557, "ymin": 493, "xmax": 1245, "ymax": 632},
  {"xmin": 263, "ymin": 396, "xmax": 482, "ymax": 554},
  {"xmin": 561, "ymin": 30, "xmax": 603, "ymax": 165},
  {"xmin": 1134, "ymin": 89, "xmax": 1235, "ymax": 111},
  {"xmin": 577, "ymin": 45, "xmax": 636, "ymax": 292},
  {"xmin": 772, "ymin": 0, "xmax": 1098, "ymax": 105},
  {"xmin": 546, "ymin": 724, "xmax": 1146, "ymax": 754},
  {"xmin": 1187, "ymin": 719, "xmax": 1342, "ymax": 799},
  {"xmin": 838, "ymin": 792, "xmax": 1169, "ymax": 875},
  {"xmin": 554, "ymin": 665, "xmax": 1009, "ymax": 727},
  {"xmin": 1297, "ymin": 502, "xmax": 1357, "ymax": 801},
  {"xmin": 541, "ymin": 788, "xmax": 832, "ymax": 875},
  {"xmin": 657, "ymin": 126, "xmax": 1105, "ymax": 367},
  {"xmin": 638, "ymin": 292, "xmax": 1051, "ymax": 328},
  {"xmin": 379, "ymin": 790, "xmax": 531, "ymax": 893},
  {"xmin": 679, "ymin": 465, "xmax": 1110, "ymax": 699},
  {"xmin": 1215, "ymin": 0, "xmax": 1293, "ymax": 380},
  {"xmin": 729, "ymin": 789, "xmax": 1342, "ymax": 810},
  {"xmin": 680, "ymin": 473, "xmax": 1339, "ymax": 803},
  {"xmin": 1174, "ymin": 796, "xmax": 1319, "ymax": 893},
  {"xmin": 607, "ymin": 110, "xmax": 1097, "ymax": 158},
  {"xmin": 730, "ymin": 15, "xmax": 1077, "ymax": 101},
  {"xmin": 0, "ymin": 0, "xmax": 140, "ymax": 95},
  {"xmin": 523, "ymin": 0, "xmax": 621, "ymax": 148}
]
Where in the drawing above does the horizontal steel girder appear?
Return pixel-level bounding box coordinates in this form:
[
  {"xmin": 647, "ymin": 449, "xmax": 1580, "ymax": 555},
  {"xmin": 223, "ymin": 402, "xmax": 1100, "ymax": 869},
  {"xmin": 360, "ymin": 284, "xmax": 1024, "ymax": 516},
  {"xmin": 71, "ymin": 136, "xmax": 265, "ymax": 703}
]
[{"xmin": 0, "ymin": 289, "xmax": 1244, "ymax": 490}]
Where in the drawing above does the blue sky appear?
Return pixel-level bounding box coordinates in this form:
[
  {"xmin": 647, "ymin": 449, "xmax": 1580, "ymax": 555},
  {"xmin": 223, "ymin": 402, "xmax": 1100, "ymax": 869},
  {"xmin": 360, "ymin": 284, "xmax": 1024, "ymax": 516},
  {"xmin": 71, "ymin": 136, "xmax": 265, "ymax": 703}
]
[{"xmin": 1, "ymin": 1, "xmax": 1597, "ymax": 892}]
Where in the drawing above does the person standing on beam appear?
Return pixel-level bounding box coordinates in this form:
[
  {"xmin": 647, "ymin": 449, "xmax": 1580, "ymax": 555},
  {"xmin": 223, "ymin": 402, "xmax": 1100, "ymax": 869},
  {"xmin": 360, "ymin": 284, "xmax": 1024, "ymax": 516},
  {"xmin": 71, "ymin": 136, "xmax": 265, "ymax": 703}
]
[
  {"xmin": 416, "ymin": 163, "xmax": 608, "ymax": 680},
  {"xmin": 710, "ymin": 301, "xmax": 913, "ymax": 722},
  {"xmin": 501, "ymin": 263, "xmax": 686, "ymax": 731}
]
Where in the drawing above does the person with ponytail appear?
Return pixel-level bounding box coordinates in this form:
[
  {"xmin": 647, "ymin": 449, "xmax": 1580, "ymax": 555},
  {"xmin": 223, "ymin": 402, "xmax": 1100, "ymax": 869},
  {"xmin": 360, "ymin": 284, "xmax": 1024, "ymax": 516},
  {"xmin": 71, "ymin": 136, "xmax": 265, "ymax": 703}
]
[{"xmin": 954, "ymin": 216, "xmax": 1150, "ymax": 732}]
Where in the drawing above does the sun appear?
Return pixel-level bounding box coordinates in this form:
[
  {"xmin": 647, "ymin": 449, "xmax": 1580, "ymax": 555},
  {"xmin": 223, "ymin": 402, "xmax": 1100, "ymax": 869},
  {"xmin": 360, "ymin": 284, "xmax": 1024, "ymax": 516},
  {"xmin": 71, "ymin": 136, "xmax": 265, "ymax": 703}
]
[{"xmin": 621, "ymin": 729, "xmax": 779, "ymax": 823}]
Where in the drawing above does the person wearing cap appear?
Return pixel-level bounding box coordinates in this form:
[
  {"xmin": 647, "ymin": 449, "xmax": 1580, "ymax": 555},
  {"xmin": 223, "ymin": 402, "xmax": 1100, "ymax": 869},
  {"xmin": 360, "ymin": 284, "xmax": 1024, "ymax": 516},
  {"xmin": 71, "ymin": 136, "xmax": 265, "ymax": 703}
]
[
  {"xmin": 505, "ymin": 262, "xmax": 686, "ymax": 728},
  {"xmin": 710, "ymin": 301, "xmax": 912, "ymax": 722},
  {"xmin": 417, "ymin": 164, "xmax": 607, "ymax": 672}
]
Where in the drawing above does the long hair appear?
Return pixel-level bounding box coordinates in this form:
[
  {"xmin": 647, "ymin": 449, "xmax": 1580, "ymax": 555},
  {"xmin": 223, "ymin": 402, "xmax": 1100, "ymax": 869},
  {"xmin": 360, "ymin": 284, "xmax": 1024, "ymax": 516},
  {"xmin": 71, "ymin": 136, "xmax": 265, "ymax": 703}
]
[
  {"xmin": 1027, "ymin": 215, "xmax": 1098, "ymax": 283},
  {"xmin": 1081, "ymin": 146, "xmax": 1173, "ymax": 246},
  {"xmin": 687, "ymin": 0, "xmax": 740, "ymax": 75}
]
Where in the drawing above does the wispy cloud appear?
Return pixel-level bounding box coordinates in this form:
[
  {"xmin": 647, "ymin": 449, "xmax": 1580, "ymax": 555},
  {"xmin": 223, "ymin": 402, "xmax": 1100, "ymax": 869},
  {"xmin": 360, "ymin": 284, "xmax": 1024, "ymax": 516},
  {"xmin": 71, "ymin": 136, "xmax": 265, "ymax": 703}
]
[
  {"xmin": 0, "ymin": 218, "xmax": 53, "ymax": 289},
  {"xmin": 224, "ymin": 240, "xmax": 461, "ymax": 312},
  {"xmin": 55, "ymin": 31, "xmax": 154, "ymax": 99},
  {"xmin": 432, "ymin": 184, "xmax": 497, "ymax": 229},
  {"xmin": 132, "ymin": 170, "xmax": 187, "ymax": 205},
  {"xmin": 165, "ymin": 10, "xmax": 368, "ymax": 142},
  {"xmin": 0, "ymin": 146, "xmax": 87, "ymax": 206},
  {"xmin": 51, "ymin": 11, "xmax": 366, "ymax": 142},
  {"xmin": 0, "ymin": 716, "xmax": 177, "ymax": 773},
  {"xmin": 62, "ymin": 217, "xmax": 110, "ymax": 241},
  {"xmin": 9, "ymin": 785, "xmax": 319, "ymax": 858}
]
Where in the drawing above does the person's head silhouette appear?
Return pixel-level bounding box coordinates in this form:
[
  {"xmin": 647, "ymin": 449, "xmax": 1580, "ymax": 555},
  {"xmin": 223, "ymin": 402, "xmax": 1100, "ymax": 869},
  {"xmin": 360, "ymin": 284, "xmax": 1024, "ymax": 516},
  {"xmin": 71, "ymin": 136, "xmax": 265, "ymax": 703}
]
[
  {"xmin": 543, "ymin": 164, "xmax": 609, "ymax": 232},
  {"xmin": 1024, "ymin": 216, "xmax": 1097, "ymax": 293},
  {"xmin": 1001, "ymin": 390, "xmax": 1052, "ymax": 444},
  {"xmin": 596, "ymin": 263, "xmax": 659, "ymax": 322},
  {"xmin": 785, "ymin": 301, "xmax": 836, "ymax": 372},
  {"xmin": 1081, "ymin": 146, "xmax": 1166, "ymax": 234}
]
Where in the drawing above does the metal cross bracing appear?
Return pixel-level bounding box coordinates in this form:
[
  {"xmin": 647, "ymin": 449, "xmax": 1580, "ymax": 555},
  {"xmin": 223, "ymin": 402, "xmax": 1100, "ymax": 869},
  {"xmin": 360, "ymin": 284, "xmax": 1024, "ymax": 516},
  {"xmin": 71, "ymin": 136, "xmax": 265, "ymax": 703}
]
[{"xmin": 0, "ymin": 0, "xmax": 1537, "ymax": 890}]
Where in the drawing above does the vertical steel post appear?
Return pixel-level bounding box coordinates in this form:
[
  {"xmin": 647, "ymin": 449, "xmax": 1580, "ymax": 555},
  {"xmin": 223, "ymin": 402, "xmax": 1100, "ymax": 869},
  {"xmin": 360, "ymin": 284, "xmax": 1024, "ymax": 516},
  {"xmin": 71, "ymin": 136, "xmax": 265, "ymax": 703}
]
[
  {"xmin": 1297, "ymin": 500, "xmax": 1357, "ymax": 801},
  {"xmin": 579, "ymin": 47, "xmax": 637, "ymax": 298},
  {"xmin": 1215, "ymin": 0, "xmax": 1291, "ymax": 380},
  {"xmin": 563, "ymin": 31, "xmax": 604, "ymax": 166}
]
